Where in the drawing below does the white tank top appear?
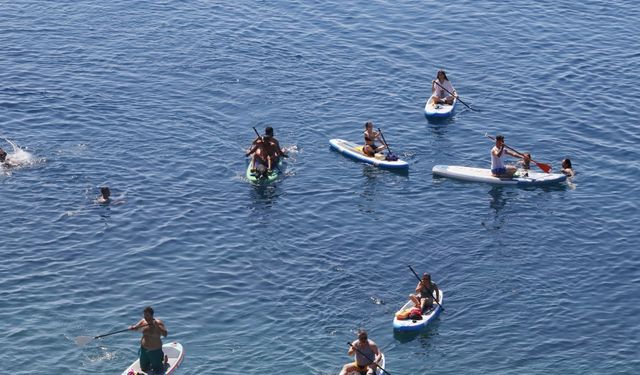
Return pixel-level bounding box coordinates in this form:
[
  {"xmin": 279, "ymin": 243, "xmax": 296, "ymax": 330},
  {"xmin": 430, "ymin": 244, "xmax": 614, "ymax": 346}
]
[{"xmin": 491, "ymin": 146, "xmax": 505, "ymax": 170}]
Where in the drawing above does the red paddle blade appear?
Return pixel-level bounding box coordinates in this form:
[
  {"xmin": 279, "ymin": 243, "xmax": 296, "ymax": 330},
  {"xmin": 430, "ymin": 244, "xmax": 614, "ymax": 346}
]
[{"xmin": 534, "ymin": 161, "xmax": 552, "ymax": 173}]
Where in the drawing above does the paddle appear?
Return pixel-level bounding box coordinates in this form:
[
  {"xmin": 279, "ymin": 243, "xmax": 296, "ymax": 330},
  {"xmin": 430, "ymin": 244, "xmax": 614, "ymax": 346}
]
[
  {"xmin": 347, "ymin": 342, "xmax": 391, "ymax": 375},
  {"xmin": 432, "ymin": 80, "xmax": 476, "ymax": 111},
  {"xmin": 407, "ymin": 265, "xmax": 444, "ymax": 312},
  {"xmin": 485, "ymin": 133, "xmax": 552, "ymax": 173},
  {"xmin": 376, "ymin": 128, "xmax": 398, "ymax": 161},
  {"xmin": 75, "ymin": 324, "xmax": 147, "ymax": 347}
]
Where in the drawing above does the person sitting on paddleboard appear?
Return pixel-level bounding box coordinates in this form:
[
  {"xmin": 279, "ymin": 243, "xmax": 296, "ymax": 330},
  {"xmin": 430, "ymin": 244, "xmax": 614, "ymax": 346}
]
[
  {"xmin": 561, "ymin": 158, "xmax": 575, "ymax": 177},
  {"xmin": 262, "ymin": 126, "xmax": 287, "ymax": 163},
  {"xmin": 246, "ymin": 137, "xmax": 273, "ymax": 178},
  {"xmin": 516, "ymin": 153, "xmax": 532, "ymax": 177},
  {"xmin": 491, "ymin": 134, "xmax": 525, "ymax": 177},
  {"xmin": 432, "ymin": 70, "xmax": 457, "ymax": 105},
  {"xmin": 362, "ymin": 121, "xmax": 386, "ymax": 157},
  {"xmin": 409, "ymin": 272, "xmax": 440, "ymax": 313},
  {"xmin": 339, "ymin": 330, "xmax": 382, "ymax": 375},
  {"xmin": 129, "ymin": 306, "xmax": 168, "ymax": 374}
]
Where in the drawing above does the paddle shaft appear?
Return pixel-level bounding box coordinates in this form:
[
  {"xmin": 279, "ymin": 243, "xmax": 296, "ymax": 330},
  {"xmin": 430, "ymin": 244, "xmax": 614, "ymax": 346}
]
[
  {"xmin": 485, "ymin": 134, "xmax": 551, "ymax": 173},
  {"xmin": 348, "ymin": 342, "xmax": 391, "ymax": 375},
  {"xmin": 407, "ymin": 265, "xmax": 444, "ymax": 312},
  {"xmin": 376, "ymin": 128, "xmax": 392, "ymax": 155},
  {"xmin": 97, "ymin": 323, "xmax": 148, "ymax": 339},
  {"xmin": 432, "ymin": 80, "xmax": 475, "ymax": 111}
]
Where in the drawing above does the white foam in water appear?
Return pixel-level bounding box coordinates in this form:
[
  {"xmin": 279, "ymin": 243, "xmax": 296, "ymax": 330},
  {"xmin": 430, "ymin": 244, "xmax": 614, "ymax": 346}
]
[{"xmin": 2, "ymin": 138, "xmax": 35, "ymax": 168}]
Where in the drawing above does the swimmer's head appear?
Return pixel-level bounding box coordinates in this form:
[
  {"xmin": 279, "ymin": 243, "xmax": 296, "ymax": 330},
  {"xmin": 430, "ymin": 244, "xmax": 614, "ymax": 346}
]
[
  {"xmin": 100, "ymin": 186, "xmax": 111, "ymax": 199},
  {"xmin": 265, "ymin": 126, "xmax": 274, "ymax": 137},
  {"xmin": 0, "ymin": 148, "xmax": 6, "ymax": 162}
]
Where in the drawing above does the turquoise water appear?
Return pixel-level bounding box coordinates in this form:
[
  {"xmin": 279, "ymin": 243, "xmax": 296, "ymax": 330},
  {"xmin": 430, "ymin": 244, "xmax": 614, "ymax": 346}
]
[{"xmin": 1, "ymin": 1, "xmax": 639, "ymax": 374}]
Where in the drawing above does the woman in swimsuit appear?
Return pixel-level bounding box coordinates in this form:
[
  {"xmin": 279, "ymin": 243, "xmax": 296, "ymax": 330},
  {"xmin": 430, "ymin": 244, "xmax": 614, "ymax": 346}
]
[{"xmin": 362, "ymin": 121, "xmax": 386, "ymax": 157}]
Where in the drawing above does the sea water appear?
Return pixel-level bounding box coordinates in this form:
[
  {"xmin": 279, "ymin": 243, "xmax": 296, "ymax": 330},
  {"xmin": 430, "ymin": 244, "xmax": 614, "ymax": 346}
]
[{"xmin": 1, "ymin": 1, "xmax": 639, "ymax": 374}]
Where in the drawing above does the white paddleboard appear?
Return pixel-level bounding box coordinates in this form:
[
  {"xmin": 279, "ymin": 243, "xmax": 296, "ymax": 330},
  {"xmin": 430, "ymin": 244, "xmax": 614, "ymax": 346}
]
[
  {"xmin": 393, "ymin": 289, "xmax": 444, "ymax": 332},
  {"xmin": 424, "ymin": 94, "xmax": 456, "ymax": 117},
  {"xmin": 330, "ymin": 139, "xmax": 408, "ymax": 170},
  {"xmin": 121, "ymin": 342, "xmax": 184, "ymax": 375},
  {"xmin": 432, "ymin": 165, "xmax": 567, "ymax": 186}
]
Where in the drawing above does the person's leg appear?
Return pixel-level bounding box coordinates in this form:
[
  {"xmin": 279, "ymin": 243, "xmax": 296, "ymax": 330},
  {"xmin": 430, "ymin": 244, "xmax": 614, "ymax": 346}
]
[
  {"xmin": 506, "ymin": 165, "xmax": 517, "ymax": 176},
  {"xmin": 139, "ymin": 347, "xmax": 151, "ymax": 372},
  {"xmin": 366, "ymin": 364, "xmax": 377, "ymax": 375},
  {"xmin": 410, "ymin": 294, "xmax": 420, "ymax": 307},
  {"xmin": 148, "ymin": 348, "xmax": 165, "ymax": 373},
  {"xmin": 445, "ymin": 95, "xmax": 454, "ymax": 105},
  {"xmin": 340, "ymin": 362, "xmax": 358, "ymax": 375}
]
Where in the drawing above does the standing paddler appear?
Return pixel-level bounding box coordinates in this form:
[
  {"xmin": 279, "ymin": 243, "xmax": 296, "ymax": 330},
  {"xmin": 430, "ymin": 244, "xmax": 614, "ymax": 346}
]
[{"xmin": 129, "ymin": 306, "xmax": 168, "ymax": 374}]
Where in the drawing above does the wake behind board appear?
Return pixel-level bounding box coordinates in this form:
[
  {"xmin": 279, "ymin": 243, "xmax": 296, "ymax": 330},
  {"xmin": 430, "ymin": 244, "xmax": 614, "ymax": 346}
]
[
  {"xmin": 393, "ymin": 289, "xmax": 444, "ymax": 332},
  {"xmin": 329, "ymin": 139, "xmax": 408, "ymax": 170},
  {"xmin": 432, "ymin": 165, "xmax": 566, "ymax": 186},
  {"xmin": 120, "ymin": 342, "xmax": 184, "ymax": 375},
  {"xmin": 424, "ymin": 94, "xmax": 456, "ymax": 118}
]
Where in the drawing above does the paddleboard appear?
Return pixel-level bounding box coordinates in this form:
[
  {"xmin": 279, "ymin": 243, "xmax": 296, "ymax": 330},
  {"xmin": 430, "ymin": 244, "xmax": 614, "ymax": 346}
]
[
  {"xmin": 432, "ymin": 165, "xmax": 567, "ymax": 186},
  {"xmin": 424, "ymin": 94, "xmax": 456, "ymax": 117},
  {"xmin": 329, "ymin": 139, "xmax": 408, "ymax": 170},
  {"xmin": 120, "ymin": 342, "xmax": 184, "ymax": 375},
  {"xmin": 346, "ymin": 352, "xmax": 386, "ymax": 375},
  {"xmin": 393, "ymin": 290, "xmax": 443, "ymax": 332},
  {"xmin": 246, "ymin": 157, "xmax": 281, "ymax": 183}
]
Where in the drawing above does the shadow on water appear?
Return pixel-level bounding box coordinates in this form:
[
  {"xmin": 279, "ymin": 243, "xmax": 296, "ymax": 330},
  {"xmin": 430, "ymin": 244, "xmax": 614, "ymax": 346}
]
[
  {"xmin": 393, "ymin": 319, "xmax": 442, "ymax": 344},
  {"xmin": 482, "ymin": 182, "xmax": 568, "ymax": 230},
  {"xmin": 248, "ymin": 182, "xmax": 280, "ymax": 208},
  {"xmin": 425, "ymin": 114, "xmax": 456, "ymax": 127},
  {"xmin": 488, "ymin": 186, "xmax": 508, "ymax": 214},
  {"xmin": 482, "ymin": 186, "xmax": 512, "ymax": 231}
]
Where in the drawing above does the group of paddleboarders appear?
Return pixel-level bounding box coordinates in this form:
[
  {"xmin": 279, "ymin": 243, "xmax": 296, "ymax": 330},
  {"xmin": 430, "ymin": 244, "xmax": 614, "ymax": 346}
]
[
  {"xmin": 245, "ymin": 126, "xmax": 287, "ymax": 179},
  {"xmin": 337, "ymin": 272, "xmax": 440, "ymax": 375},
  {"xmin": 490, "ymin": 135, "xmax": 575, "ymax": 178},
  {"xmin": 429, "ymin": 70, "xmax": 575, "ymax": 179}
]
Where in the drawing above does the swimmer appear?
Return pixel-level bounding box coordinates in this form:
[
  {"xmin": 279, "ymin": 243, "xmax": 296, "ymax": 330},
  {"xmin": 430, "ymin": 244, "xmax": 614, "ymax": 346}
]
[
  {"xmin": 561, "ymin": 158, "xmax": 575, "ymax": 177},
  {"xmin": 97, "ymin": 186, "xmax": 111, "ymax": 203}
]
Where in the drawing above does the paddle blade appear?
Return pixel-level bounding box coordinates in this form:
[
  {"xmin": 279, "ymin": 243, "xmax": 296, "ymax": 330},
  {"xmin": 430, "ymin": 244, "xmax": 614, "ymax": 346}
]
[
  {"xmin": 75, "ymin": 336, "xmax": 94, "ymax": 346},
  {"xmin": 535, "ymin": 161, "xmax": 552, "ymax": 173}
]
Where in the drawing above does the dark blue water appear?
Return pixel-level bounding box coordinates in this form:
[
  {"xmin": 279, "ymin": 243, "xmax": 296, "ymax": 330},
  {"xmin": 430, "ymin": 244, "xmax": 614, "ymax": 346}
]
[{"xmin": 1, "ymin": 1, "xmax": 639, "ymax": 374}]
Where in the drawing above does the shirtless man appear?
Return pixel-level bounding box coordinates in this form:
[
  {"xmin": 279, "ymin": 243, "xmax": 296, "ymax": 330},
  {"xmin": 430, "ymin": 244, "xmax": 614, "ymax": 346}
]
[
  {"xmin": 262, "ymin": 127, "xmax": 286, "ymax": 162},
  {"xmin": 129, "ymin": 306, "xmax": 168, "ymax": 374},
  {"xmin": 339, "ymin": 330, "xmax": 382, "ymax": 375},
  {"xmin": 409, "ymin": 273, "xmax": 440, "ymax": 313},
  {"xmin": 246, "ymin": 137, "xmax": 273, "ymax": 178}
]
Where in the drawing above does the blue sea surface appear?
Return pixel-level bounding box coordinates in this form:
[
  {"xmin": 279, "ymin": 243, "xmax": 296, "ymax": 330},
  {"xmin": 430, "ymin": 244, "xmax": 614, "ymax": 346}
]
[{"xmin": 1, "ymin": 1, "xmax": 639, "ymax": 374}]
